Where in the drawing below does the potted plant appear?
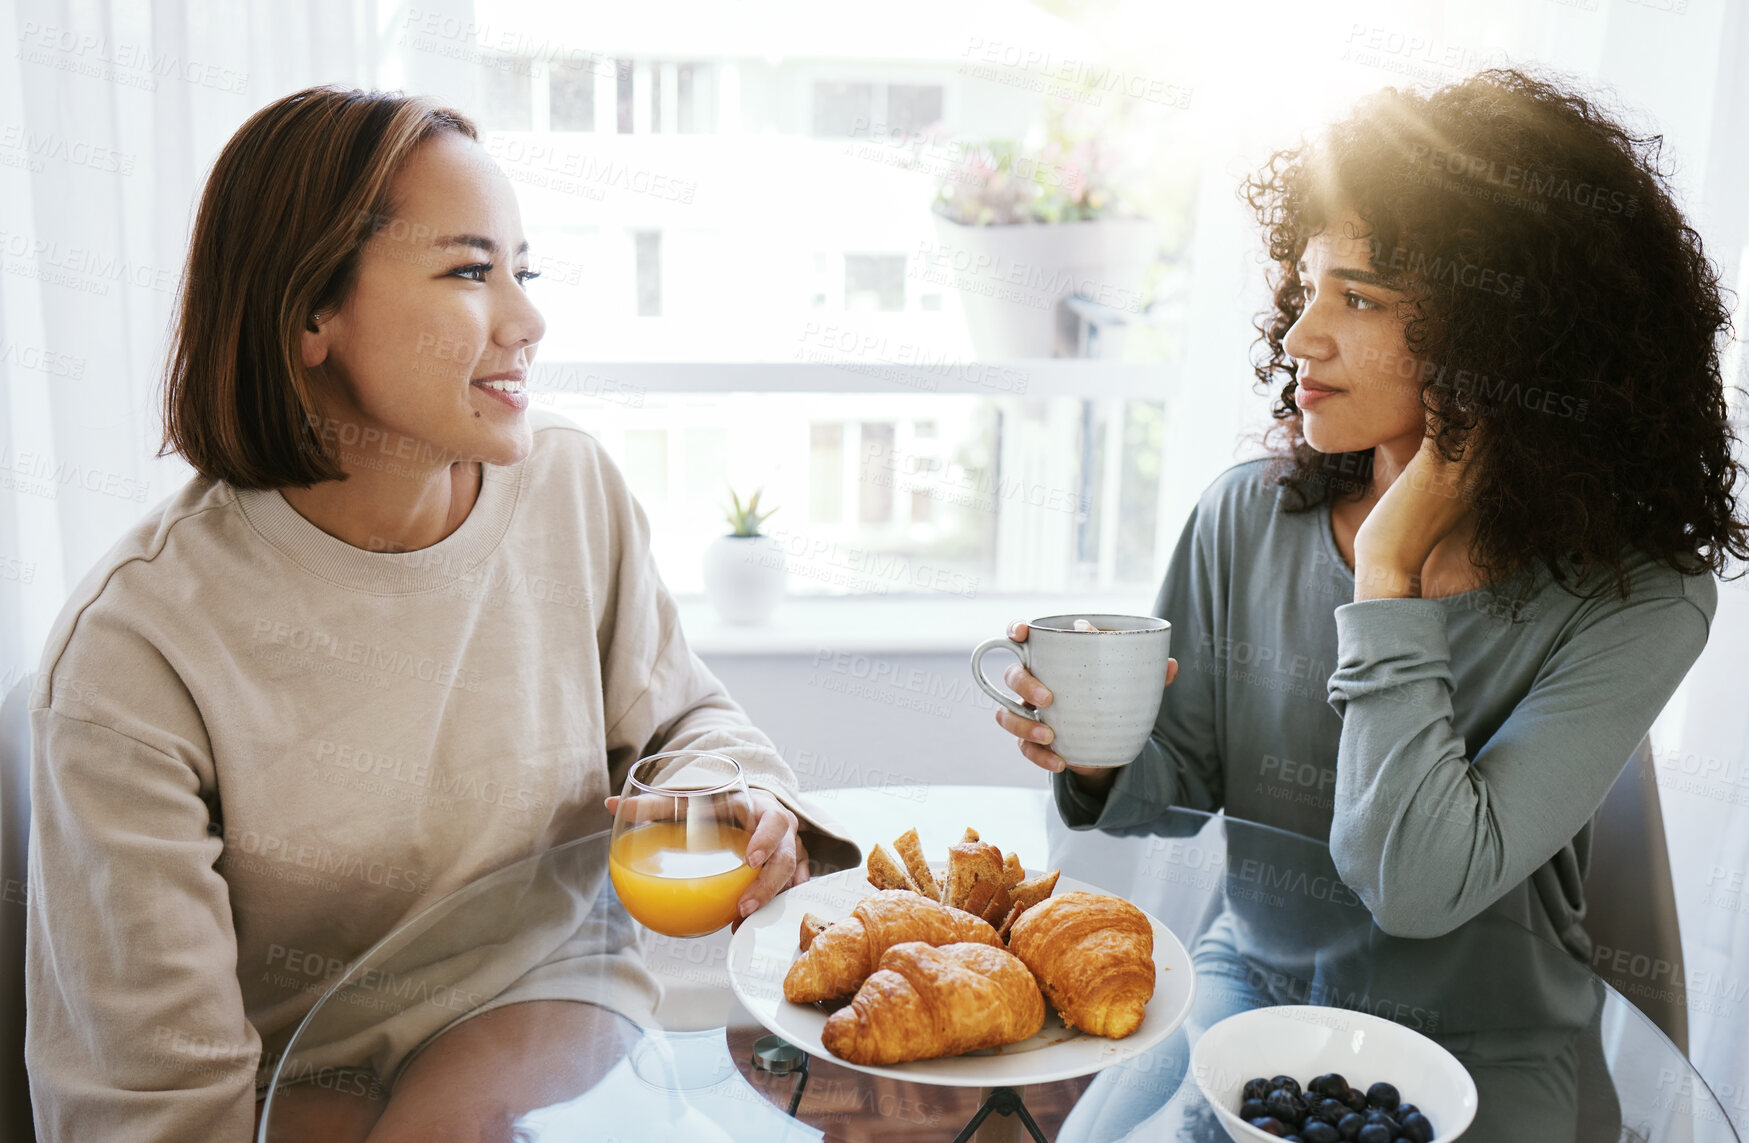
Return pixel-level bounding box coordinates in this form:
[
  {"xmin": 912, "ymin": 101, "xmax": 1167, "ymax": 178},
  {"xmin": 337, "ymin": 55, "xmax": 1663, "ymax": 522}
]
[
  {"xmin": 928, "ymin": 110, "xmax": 1160, "ymax": 358},
  {"xmin": 700, "ymin": 488, "xmax": 787, "ymax": 625}
]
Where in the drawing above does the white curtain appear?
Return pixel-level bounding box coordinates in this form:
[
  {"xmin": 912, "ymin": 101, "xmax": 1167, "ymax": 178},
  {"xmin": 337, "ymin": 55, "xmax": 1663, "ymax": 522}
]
[
  {"xmin": 2, "ymin": 0, "xmax": 1748, "ymax": 1125},
  {"xmin": 0, "ymin": 0, "xmax": 392, "ymax": 686}
]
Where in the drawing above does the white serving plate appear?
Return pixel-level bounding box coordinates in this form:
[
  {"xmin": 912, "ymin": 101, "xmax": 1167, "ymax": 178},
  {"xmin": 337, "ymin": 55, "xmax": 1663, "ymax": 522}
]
[{"xmin": 726, "ymin": 867, "xmax": 1196, "ymax": 1087}]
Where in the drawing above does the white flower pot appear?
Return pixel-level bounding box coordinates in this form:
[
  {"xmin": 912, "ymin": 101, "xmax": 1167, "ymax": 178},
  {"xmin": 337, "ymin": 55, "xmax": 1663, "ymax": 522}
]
[
  {"xmin": 929, "ymin": 214, "xmax": 1160, "ymax": 358},
  {"xmin": 701, "ymin": 534, "xmax": 787, "ymax": 625}
]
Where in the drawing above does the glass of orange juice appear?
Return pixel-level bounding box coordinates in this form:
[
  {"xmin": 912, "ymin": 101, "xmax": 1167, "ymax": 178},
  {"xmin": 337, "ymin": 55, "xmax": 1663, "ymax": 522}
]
[{"xmin": 608, "ymin": 750, "xmax": 760, "ymax": 938}]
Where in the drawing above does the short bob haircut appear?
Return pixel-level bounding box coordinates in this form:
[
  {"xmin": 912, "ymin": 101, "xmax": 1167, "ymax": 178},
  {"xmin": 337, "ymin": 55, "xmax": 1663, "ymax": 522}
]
[
  {"xmin": 161, "ymin": 86, "xmax": 477, "ymax": 488},
  {"xmin": 1245, "ymin": 68, "xmax": 1748, "ymax": 597}
]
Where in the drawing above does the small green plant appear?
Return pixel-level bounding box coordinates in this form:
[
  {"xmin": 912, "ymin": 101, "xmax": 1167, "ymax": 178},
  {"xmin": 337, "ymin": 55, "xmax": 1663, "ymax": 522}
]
[{"xmin": 724, "ymin": 487, "xmax": 777, "ymax": 537}]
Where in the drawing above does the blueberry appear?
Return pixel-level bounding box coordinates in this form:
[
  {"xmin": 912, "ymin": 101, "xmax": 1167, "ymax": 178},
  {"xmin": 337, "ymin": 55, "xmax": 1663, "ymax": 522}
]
[
  {"xmin": 1363, "ymin": 1108, "xmax": 1398, "ymax": 1131},
  {"xmin": 1313, "ymin": 1097, "xmax": 1350, "ymax": 1123},
  {"xmin": 1355, "ymin": 1124, "xmax": 1393, "ymax": 1143},
  {"xmin": 1342, "ymin": 1088, "xmax": 1369, "ymax": 1113},
  {"xmin": 1366, "ymin": 1082, "xmax": 1401, "ymax": 1113},
  {"xmin": 1399, "ymin": 1111, "xmax": 1436, "ymax": 1143},
  {"xmin": 1251, "ymin": 1118, "xmax": 1291, "ymax": 1138},
  {"xmin": 1242, "ymin": 1098, "xmax": 1270, "ymax": 1121},
  {"xmin": 1310, "ymin": 1072, "xmax": 1350, "ymax": 1098},
  {"xmin": 1396, "ymin": 1104, "xmax": 1419, "ymax": 1121},
  {"xmin": 1267, "ymin": 1088, "xmax": 1305, "ymax": 1125},
  {"xmin": 1301, "ymin": 1122, "xmax": 1341, "ymax": 1143},
  {"xmin": 1271, "ymin": 1075, "xmax": 1304, "ymax": 1098},
  {"xmin": 1245, "ymin": 1077, "xmax": 1274, "ymax": 1102},
  {"xmin": 1336, "ymin": 1112, "xmax": 1365, "ymax": 1140}
]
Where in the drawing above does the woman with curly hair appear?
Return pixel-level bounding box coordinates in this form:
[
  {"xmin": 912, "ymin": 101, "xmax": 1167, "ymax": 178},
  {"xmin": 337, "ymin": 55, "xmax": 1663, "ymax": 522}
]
[{"xmin": 992, "ymin": 68, "xmax": 1747, "ymax": 1138}]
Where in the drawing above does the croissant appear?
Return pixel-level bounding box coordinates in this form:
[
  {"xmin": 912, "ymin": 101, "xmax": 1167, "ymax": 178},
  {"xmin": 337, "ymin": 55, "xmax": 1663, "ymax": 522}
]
[
  {"xmin": 822, "ymin": 941, "xmax": 1045, "ymax": 1065},
  {"xmin": 1007, "ymin": 890, "xmax": 1155, "ymax": 1039},
  {"xmin": 783, "ymin": 890, "xmax": 999, "ymax": 1003}
]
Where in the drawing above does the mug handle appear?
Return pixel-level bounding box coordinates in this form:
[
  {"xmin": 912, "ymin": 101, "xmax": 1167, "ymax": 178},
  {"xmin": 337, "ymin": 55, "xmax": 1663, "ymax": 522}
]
[{"xmin": 971, "ymin": 637, "xmax": 1035, "ymax": 720}]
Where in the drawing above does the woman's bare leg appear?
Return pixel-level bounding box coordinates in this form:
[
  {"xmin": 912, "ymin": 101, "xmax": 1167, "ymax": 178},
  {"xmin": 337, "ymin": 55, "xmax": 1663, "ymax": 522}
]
[
  {"xmin": 255, "ymin": 1080, "xmax": 386, "ymax": 1143},
  {"xmin": 365, "ymin": 1000, "xmax": 641, "ymax": 1143}
]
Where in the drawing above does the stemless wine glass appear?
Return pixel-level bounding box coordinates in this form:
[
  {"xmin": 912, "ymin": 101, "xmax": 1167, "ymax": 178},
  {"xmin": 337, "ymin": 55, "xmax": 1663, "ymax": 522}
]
[{"xmin": 608, "ymin": 750, "xmax": 760, "ymax": 938}]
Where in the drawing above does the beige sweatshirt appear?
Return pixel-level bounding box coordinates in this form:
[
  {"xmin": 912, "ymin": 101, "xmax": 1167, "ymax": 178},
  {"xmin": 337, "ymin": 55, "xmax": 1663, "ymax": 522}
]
[{"xmin": 25, "ymin": 410, "xmax": 856, "ymax": 1141}]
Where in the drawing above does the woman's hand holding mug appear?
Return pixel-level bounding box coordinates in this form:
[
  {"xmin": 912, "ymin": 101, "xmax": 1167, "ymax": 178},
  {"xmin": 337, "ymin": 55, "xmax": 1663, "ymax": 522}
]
[{"xmin": 974, "ymin": 615, "xmax": 1177, "ymax": 796}]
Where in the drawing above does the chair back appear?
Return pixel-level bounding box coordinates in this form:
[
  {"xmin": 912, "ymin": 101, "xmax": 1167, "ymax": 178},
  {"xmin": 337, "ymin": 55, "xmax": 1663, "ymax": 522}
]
[
  {"xmin": 0, "ymin": 680, "xmax": 34, "ymax": 1140},
  {"xmin": 1583, "ymin": 736, "xmax": 1687, "ymax": 1055}
]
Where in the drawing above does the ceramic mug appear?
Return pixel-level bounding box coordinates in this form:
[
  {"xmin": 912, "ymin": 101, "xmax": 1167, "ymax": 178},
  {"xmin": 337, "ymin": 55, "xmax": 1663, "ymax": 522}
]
[{"xmin": 971, "ymin": 614, "xmax": 1172, "ymax": 769}]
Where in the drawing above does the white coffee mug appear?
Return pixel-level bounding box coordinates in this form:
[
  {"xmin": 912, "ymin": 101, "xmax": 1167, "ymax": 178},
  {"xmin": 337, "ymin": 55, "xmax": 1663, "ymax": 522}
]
[{"xmin": 971, "ymin": 613, "xmax": 1172, "ymax": 769}]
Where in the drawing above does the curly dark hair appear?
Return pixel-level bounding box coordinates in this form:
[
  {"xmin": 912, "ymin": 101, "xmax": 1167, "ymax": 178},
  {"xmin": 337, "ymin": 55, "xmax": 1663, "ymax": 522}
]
[{"xmin": 1242, "ymin": 66, "xmax": 1748, "ymax": 596}]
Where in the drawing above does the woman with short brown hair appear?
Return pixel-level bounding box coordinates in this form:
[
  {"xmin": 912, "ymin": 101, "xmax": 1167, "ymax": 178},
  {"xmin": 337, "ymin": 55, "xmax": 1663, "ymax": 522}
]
[{"xmin": 26, "ymin": 86, "xmax": 848, "ymax": 1142}]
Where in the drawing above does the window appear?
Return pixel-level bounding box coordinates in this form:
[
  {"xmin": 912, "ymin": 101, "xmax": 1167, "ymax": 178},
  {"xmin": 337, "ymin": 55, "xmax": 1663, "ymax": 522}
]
[
  {"xmin": 480, "ymin": 59, "xmax": 533, "ymax": 131},
  {"xmin": 676, "ymin": 64, "xmax": 700, "ymax": 133},
  {"xmin": 812, "ymin": 82, "xmax": 874, "ymax": 137},
  {"xmin": 615, "ymin": 59, "xmax": 634, "ymax": 133},
  {"xmin": 633, "ymin": 231, "xmax": 662, "ymax": 317},
  {"xmin": 808, "ymin": 424, "xmax": 845, "ymax": 524},
  {"xmin": 549, "ymin": 66, "xmax": 594, "ymax": 131},
  {"xmin": 843, "ymin": 255, "xmax": 907, "ymax": 313},
  {"xmin": 462, "ymin": 2, "xmax": 1205, "ymax": 598},
  {"xmin": 885, "ymin": 84, "xmax": 943, "ymax": 137},
  {"xmin": 544, "ymin": 391, "xmax": 1166, "ymax": 597},
  {"xmin": 810, "ymin": 80, "xmax": 944, "ymax": 138}
]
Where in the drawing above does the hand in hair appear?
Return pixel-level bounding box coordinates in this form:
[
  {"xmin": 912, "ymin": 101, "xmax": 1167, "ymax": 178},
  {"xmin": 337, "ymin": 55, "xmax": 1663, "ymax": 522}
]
[{"xmin": 1352, "ymin": 434, "xmax": 1481, "ymax": 601}]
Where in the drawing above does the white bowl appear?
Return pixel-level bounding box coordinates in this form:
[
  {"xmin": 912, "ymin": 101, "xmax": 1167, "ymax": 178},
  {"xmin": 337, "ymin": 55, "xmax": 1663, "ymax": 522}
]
[{"xmin": 1190, "ymin": 1006, "xmax": 1478, "ymax": 1143}]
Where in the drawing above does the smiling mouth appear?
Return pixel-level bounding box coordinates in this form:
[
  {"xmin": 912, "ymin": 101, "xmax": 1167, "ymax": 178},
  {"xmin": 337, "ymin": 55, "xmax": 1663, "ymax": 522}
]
[{"xmin": 472, "ymin": 378, "xmax": 527, "ymax": 396}]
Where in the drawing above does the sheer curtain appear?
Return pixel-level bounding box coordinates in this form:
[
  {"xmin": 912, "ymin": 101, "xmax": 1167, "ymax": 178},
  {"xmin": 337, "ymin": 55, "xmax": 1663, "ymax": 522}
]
[
  {"xmin": 2, "ymin": 0, "xmax": 1749, "ymax": 1126},
  {"xmin": 0, "ymin": 0, "xmax": 394, "ymax": 686}
]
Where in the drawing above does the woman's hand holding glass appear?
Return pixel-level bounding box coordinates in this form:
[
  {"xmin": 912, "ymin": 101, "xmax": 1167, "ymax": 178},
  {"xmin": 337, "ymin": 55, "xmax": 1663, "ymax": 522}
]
[
  {"xmin": 992, "ymin": 621, "xmax": 1179, "ymax": 795},
  {"xmin": 604, "ymin": 755, "xmax": 808, "ymax": 935}
]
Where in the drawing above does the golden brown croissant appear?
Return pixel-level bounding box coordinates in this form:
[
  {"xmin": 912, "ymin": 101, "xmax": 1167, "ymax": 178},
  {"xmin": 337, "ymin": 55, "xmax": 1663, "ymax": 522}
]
[
  {"xmin": 822, "ymin": 941, "xmax": 1045, "ymax": 1065},
  {"xmin": 783, "ymin": 890, "xmax": 999, "ymax": 1003},
  {"xmin": 1007, "ymin": 890, "xmax": 1155, "ymax": 1038}
]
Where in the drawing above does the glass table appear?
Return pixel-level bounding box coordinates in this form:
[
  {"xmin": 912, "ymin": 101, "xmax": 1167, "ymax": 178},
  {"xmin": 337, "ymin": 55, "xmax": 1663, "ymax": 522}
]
[{"xmin": 258, "ymin": 785, "xmax": 1739, "ymax": 1142}]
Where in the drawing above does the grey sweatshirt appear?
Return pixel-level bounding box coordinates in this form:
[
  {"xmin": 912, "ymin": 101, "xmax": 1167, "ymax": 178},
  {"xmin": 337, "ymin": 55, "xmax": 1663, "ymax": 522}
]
[{"xmin": 1055, "ymin": 459, "xmax": 1715, "ymax": 965}]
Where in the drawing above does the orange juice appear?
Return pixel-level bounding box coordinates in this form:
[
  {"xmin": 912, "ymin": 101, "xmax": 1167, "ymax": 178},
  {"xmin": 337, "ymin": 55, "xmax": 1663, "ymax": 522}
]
[{"xmin": 609, "ymin": 822, "xmax": 759, "ymax": 937}]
